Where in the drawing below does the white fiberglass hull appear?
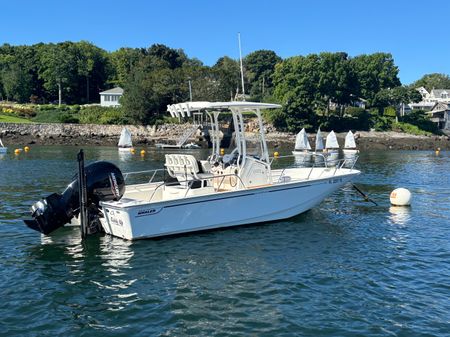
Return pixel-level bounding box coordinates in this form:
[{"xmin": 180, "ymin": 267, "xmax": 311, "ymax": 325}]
[
  {"xmin": 0, "ymin": 147, "xmax": 7, "ymax": 154},
  {"xmin": 343, "ymin": 149, "xmax": 359, "ymax": 154},
  {"xmin": 118, "ymin": 147, "xmax": 133, "ymax": 152},
  {"xmin": 100, "ymin": 169, "xmax": 359, "ymax": 240}
]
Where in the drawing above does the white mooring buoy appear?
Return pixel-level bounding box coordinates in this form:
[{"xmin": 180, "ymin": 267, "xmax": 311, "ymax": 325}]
[{"xmin": 390, "ymin": 188, "xmax": 412, "ymax": 206}]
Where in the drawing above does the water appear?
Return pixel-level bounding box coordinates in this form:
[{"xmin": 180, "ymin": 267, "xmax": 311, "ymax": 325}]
[{"xmin": 1, "ymin": 146, "xmax": 449, "ymax": 336}]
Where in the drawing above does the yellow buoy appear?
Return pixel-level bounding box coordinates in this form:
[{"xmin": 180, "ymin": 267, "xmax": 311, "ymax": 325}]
[
  {"xmin": 130, "ymin": 148, "xmax": 135, "ymax": 154},
  {"xmin": 24, "ymin": 146, "xmax": 30, "ymax": 152},
  {"xmin": 220, "ymin": 148, "xmax": 225, "ymax": 155},
  {"xmin": 140, "ymin": 149, "xmax": 146, "ymax": 156},
  {"xmin": 274, "ymin": 151, "xmax": 279, "ymax": 158},
  {"xmin": 14, "ymin": 148, "xmax": 21, "ymax": 155}
]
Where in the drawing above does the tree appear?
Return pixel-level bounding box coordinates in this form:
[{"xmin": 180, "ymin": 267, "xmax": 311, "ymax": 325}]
[
  {"xmin": 272, "ymin": 55, "xmax": 321, "ymax": 131},
  {"xmin": 147, "ymin": 44, "xmax": 187, "ymax": 69},
  {"xmin": 109, "ymin": 47, "xmax": 146, "ymax": 86},
  {"xmin": 317, "ymin": 52, "xmax": 356, "ymax": 116},
  {"xmin": 410, "ymin": 73, "xmax": 450, "ymax": 92},
  {"xmin": 38, "ymin": 43, "xmax": 77, "ymax": 105},
  {"xmin": 1, "ymin": 62, "xmax": 32, "ymax": 102},
  {"xmin": 350, "ymin": 53, "xmax": 401, "ymax": 104},
  {"xmin": 212, "ymin": 56, "xmax": 241, "ymax": 100},
  {"xmin": 373, "ymin": 86, "xmax": 423, "ymax": 118},
  {"xmin": 244, "ymin": 50, "xmax": 281, "ymax": 100}
]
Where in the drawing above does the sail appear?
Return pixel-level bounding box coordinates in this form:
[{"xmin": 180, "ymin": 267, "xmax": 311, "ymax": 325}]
[
  {"xmin": 294, "ymin": 128, "xmax": 311, "ymax": 150},
  {"xmin": 118, "ymin": 128, "xmax": 132, "ymax": 147},
  {"xmin": 315, "ymin": 128, "xmax": 324, "ymax": 151},
  {"xmin": 325, "ymin": 131, "xmax": 339, "ymax": 149},
  {"xmin": 344, "ymin": 131, "xmax": 356, "ymax": 149},
  {"xmin": 0, "ymin": 138, "xmax": 4, "ymax": 148}
]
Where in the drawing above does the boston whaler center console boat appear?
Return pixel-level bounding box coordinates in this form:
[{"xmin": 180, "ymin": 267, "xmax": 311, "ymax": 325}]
[{"xmin": 25, "ymin": 101, "xmax": 360, "ymax": 240}]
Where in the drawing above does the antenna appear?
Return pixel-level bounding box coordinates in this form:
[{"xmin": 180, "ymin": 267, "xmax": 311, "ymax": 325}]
[{"xmin": 238, "ymin": 32, "xmax": 246, "ymax": 101}]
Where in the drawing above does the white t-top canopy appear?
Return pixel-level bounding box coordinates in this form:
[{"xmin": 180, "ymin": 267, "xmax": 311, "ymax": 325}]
[{"xmin": 167, "ymin": 101, "xmax": 281, "ymax": 118}]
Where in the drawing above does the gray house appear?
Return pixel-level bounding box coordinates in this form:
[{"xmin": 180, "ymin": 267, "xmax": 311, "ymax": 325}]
[
  {"xmin": 100, "ymin": 87, "xmax": 124, "ymax": 107},
  {"xmin": 427, "ymin": 102, "xmax": 450, "ymax": 129}
]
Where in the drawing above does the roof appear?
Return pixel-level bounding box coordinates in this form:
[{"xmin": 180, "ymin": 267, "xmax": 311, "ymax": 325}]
[
  {"xmin": 430, "ymin": 89, "xmax": 450, "ymax": 97},
  {"xmin": 429, "ymin": 102, "xmax": 450, "ymax": 113},
  {"xmin": 100, "ymin": 87, "xmax": 124, "ymax": 95},
  {"xmin": 166, "ymin": 101, "xmax": 281, "ymax": 118}
]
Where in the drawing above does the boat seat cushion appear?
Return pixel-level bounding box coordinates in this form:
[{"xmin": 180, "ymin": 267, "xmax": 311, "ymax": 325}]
[{"xmin": 165, "ymin": 154, "xmax": 212, "ymax": 181}]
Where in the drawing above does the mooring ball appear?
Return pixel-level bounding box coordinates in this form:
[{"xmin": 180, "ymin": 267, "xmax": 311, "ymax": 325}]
[{"xmin": 390, "ymin": 188, "xmax": 412, "ymax": 206}]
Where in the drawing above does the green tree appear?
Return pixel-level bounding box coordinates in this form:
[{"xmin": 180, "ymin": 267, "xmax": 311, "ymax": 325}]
[
  {"xmin": 147, "ymin": 44, "xmax": 187, "ymax": 69},
  {"xmin": 350, "ymin": 53, "xmax": 401, "ymax": 104},
  {"xmin": 212, "ymin": 56, "xmax": 241, "ymax": 100},
  {"xmin": 1, "ymin": 62, "xmax": 32, "ymax": 102},
  {"xmin": 317, "ymin": 52, "xmax": 356, "ymax": 116},
  {"xmin": 38, "ymin": 42, "xmax": 77, "ymax": 105},
  {"xmin": 272, "ymin": 55, "xmax": 321, "ymax": 131},
  {"xmin": 410, "ymin": 73, "xmax": 450, "ymax": 92},
  {"xmin": 76, "ymin": 41, "xmax": 109, "ymax": 103},
  {"xmin": 109, "ymin": 47, "xmax": 145, "ymax": 86},
  {"xmin": 244, "ymin": 50, "xmax": 281, "ymax": 100}
]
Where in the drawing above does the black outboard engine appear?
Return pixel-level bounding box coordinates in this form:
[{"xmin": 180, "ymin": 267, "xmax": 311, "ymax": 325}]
[{"xmin": 24, "ymin": 161, "xmax": 125, "ymax": 235}]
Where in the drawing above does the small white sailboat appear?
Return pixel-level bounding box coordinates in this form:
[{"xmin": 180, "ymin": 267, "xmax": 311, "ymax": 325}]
[
  {"xmin": 343, "ymin": 131, "xmax": 359, "ymax": 154},
  {"xmin": 118, "ymin": 127, "xmax": 133, "ymax": 151},
  {"xmin": 292, "ymin": 128, "xmax": 312, "ymax": 163},
  {"xmin": 0, "ymin": 138, "xmax": 7, "ymax": 154},
  {"xmin": 315, "ymin": 127, "xmax": 324, "ymax": 153},
  {"xmin": 325, "ymin": 130, "xmax": 339, "ymax": 165}
]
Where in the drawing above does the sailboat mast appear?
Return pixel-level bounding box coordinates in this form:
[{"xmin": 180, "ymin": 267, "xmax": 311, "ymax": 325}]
[{"xmin": 238, "ymin": 32, "xmax": 246, "ymax": 101}]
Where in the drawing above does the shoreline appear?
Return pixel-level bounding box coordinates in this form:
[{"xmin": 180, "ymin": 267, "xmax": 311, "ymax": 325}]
[{"xmin": 1, "ymin": 122, "xmax": 449, "ymax": 150}]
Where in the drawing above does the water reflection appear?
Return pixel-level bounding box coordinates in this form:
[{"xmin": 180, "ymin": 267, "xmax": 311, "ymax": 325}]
[
  {"xmin": 388, "ymin": 206, "xmax": 411, "ymax": 226},
  {"xmin": 118, "ymin": 150, "xmax": 133, "ymax": 162}
]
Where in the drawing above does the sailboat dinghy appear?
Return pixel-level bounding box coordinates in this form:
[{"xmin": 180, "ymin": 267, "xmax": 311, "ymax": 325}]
[
  {"xmin": 118, "ymin": 128, "xmax": 133, "ymax": 151},
  {"xmin": 0, "ymin": 138, "xmax": 7, "ymax": 154},
  {"xmin": 343, "ymin": 131, "xmax": 359, "ymax": 154}
]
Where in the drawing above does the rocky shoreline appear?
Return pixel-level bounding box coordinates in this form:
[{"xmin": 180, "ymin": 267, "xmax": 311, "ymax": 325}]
[{"xmin": 1, "ymin": 122, "xmax": 449, "ymax": 150}]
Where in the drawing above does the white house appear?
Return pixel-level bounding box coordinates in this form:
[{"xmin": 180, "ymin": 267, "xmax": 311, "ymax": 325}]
[
  {"xmin": 100, "ymin": 87, "xmax": 124, "ymax": 107},
  {"xmin": 416, "ymin": 87, "xmax": 450, "ymax": 103}
]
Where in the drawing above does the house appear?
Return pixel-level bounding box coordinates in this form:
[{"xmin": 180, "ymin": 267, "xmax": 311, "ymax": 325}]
[
  {"xmin": 100, "ymin": 87, "xmax": 124, "ymax": 107},
  {"xmin": 408, "ymin": 87, "xmax": 450, "ymax": 114},
  {"xmin": 426, "ymin": 102, "xmax": 450, "ymax": 129},
  {"xmin": 416, "ymin": 87, "xmax": 450, "ymax": 103},
  {"xmin": 429, "ymin": 89, "xmax": 450, "ymax": 102}
]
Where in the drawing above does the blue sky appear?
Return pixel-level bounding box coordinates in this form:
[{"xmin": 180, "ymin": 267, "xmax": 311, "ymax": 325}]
[{"xmin": 1, "ymin": 0, "xmax": 449, "ymax": 84}]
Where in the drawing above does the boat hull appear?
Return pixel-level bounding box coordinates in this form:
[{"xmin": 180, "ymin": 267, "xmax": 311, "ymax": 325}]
[{"xmin": 100, "ymin": 170, "xmax": 359, "ymax": 240}]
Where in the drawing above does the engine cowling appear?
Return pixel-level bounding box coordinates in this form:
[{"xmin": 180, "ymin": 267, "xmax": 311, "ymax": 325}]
[{"xmin": 24, "ymin": 161, "xmax": 125, "ymax": 235}]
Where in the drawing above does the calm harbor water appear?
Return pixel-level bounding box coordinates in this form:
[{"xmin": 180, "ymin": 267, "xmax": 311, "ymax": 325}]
[{"xmin": 0, "ymin": 146, "xmax": 449, "ymax": 336}]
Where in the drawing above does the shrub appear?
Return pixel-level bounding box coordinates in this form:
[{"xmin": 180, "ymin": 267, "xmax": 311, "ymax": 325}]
[
  {"xmin": 79, "ymin": 106, "xmax": 127, "ymax": 124},
  {"xmin": 59, "ymin": 113, "xmax": 79, "ymax": 124},
  {"xmin": 401, "ymin": 110, "xmax": 439, "ymax": 134},
  {"xmin": 371, "ymin": 115, "xmax": 393, "ymax": 131},
  {"xmin": 383, "ymin": 106, "xmax": 397, "ymax": 117},
  {"xmin": 392, "ymin": 122, "xmax": 432, "ymax": 136}
]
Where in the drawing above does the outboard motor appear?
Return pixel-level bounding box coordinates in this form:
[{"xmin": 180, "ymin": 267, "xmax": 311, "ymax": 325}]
[{"xmin": 24, "ymin": 161, "xmax": 125, "ymax": 235}]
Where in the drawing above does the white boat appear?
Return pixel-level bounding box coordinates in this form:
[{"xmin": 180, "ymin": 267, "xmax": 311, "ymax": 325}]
[
  {"xmin": 118, "ymin": 127, "xmax": 133, "ymax": 151},
  {"xmin": 99, "ymin": 102, "xmax": 359, "ymax": 240},
  {"xmin": 343, "ymin": 130, "xmax": 359, "ymax": 154},
  {"xmin": 26, "ymin": 102, "xmax": 360, "ymax": 240},
  {"xmin": 0, "ymin": 138, "xmax": 7, "ymax": 154},
  {"xmin": 292, "ymin": 128, "xmax": 312, "ymax": 158}
]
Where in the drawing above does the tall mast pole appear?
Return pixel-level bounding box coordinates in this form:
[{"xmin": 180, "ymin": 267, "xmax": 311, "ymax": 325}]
[{"xmin": 238, "ymin": 32, "xmax": 246, "ymax": 101}]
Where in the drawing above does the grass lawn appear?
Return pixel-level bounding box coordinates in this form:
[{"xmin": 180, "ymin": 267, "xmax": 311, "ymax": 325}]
[{"xmin": 0, "ymin": 114, "xmax": 33, "ymax": 123}]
